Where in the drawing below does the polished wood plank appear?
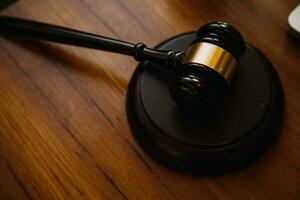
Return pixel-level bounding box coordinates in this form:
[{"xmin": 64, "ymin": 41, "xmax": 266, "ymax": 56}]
[{"xmin": 0, "ymin": 0, "xmax": 299, "ymax": 199}]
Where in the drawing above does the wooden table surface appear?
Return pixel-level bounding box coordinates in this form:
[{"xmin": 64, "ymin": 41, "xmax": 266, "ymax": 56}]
[{"xmin": 0, "ymin": 0, "xmax": 299, "ymax": 199}]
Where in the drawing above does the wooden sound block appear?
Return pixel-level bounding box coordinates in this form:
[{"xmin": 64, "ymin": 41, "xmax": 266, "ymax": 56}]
[{"xmin": 126, "ymin": 33, "xmax": 284, "ymax": 174}]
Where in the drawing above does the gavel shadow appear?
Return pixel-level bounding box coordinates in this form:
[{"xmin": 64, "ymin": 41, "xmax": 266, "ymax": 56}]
[{"xmin": 3, "ymin": 35, "xmax": 129, "ymax": 93}]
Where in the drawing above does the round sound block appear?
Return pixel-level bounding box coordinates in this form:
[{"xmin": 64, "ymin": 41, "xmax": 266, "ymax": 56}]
[{"xmin": 126, "ymin": 33, "xmax": 283, "ymax": 174}]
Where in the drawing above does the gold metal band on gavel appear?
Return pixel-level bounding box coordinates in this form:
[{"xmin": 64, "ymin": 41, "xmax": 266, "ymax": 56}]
[{"xmin": 183, "ymin": 42, "xmax": 237, "ymax": 83}]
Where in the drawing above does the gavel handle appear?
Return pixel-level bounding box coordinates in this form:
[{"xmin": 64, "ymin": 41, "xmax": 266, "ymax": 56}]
[{"xmin": 0, "ymin": 16, "xmax": 184, "ymax": 68}]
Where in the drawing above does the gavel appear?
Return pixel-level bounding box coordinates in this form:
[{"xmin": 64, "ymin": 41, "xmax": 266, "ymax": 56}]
[{"xmin": 0, "ymin": 16, "xmax": 246, "ymax": 109}]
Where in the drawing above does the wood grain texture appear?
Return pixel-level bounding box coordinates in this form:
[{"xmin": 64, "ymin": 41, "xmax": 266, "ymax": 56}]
[{"xmin": 0, "ymin": 0, "xmax": 299, "ymax": 199}]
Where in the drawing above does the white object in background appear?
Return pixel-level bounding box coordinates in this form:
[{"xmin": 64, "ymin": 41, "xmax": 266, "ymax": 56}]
[{"xmin": 288, "ymin": 4, "xmax": 300, "ymax": 39}]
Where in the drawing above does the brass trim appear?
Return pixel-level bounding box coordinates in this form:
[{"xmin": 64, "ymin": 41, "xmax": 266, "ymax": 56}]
[{"xmin": 183, "ymin": 42, "xmax": 237, "ymax": 83}]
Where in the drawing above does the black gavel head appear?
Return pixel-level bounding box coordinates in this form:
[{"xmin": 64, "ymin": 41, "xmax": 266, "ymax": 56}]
[{"xmin": 170, "ymin": 22, "xmax": 246, "ymax": 110}]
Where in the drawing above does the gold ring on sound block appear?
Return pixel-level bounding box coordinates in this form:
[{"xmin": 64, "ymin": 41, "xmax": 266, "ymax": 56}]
[{"xmin": 183, "ymin": 42, "xmax": 237, "ymax": 83}]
